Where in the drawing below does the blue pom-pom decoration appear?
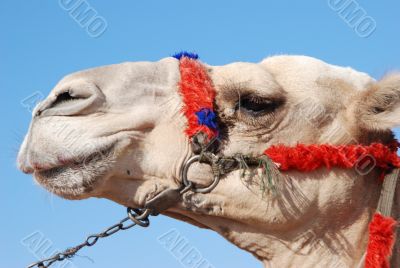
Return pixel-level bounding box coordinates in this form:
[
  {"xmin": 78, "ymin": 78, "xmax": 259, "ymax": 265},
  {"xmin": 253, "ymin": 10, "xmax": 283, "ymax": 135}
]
[
  {"xmin": 195, "ymin": 108, "xmax": 218, "ymax": 130},
  {"xmin": 172, "ymin": 51, "xmax": 199, "ymax": 60}
]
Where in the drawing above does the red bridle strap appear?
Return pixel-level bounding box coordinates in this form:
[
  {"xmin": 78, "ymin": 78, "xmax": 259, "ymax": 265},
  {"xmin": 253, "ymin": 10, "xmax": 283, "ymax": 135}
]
[{"xmin": 265, "ymin": 142, "xmax": 400, "ymax": 172}]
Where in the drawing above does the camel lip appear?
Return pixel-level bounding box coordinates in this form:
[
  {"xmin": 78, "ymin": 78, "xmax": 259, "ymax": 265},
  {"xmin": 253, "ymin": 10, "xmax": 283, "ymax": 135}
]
[
  {"xmin": 32, "ymin": 143, "xmax": 116, "ymax": 175},
  {"xmin": 35, "ymin": 165, "xmax": 67, "ymax": 180},
  {"xmin": 32, "ymin": 143, "xmax": 117, "ymax": 199}
]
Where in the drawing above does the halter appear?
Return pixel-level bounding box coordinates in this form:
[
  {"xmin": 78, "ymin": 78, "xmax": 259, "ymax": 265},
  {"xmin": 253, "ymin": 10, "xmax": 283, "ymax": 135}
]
[
  {"xmin": 28, "ymin": 53, "xmax": 399, "ymax": 268},
  {"xmin": 173, "ymin": 52, "xmax": 399, "ymax": 268}
]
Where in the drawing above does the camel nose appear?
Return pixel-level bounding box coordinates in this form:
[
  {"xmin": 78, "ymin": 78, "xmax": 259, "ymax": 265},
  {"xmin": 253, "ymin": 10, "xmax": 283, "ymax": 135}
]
[{"xmin": 35, "ymin": 80, "xmax": 105, "ymax": 117}]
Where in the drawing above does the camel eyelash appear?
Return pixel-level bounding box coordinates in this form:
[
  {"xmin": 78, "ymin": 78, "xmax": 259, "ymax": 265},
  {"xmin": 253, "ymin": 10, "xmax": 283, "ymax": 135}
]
[{"xmin": 236, "ymin": 94, "xmax": 284, "ymax": 116}]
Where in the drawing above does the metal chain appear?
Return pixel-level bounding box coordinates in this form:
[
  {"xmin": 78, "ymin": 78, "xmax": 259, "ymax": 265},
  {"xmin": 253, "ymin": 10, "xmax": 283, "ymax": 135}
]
[{"xmin": 27, "ymin": 208, "xmax": 152, "ymax": 268}]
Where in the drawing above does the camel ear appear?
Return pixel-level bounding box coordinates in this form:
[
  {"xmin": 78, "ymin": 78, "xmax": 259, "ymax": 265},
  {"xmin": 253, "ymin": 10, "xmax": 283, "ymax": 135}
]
[{"xmin": 358, "ymin": 73, "xmax": 400, "ymax": 130}]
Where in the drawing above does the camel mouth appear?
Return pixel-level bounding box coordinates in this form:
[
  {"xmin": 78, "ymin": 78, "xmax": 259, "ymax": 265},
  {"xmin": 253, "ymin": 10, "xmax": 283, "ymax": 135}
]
[{"xmin": 33, "ymin": 143, "xmax": 116, "ymax": 200}]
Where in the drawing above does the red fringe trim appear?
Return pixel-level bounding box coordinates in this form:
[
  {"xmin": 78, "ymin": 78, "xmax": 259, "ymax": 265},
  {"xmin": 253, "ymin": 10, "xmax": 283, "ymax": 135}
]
[
  {"xmin": 264, "ymin": 143, "xmax": 400, "ymax": 172},
  {"xmin": 178, "ymin": 57, "xmax": 217, "ymax": 139},
  {"xmin": 365, "ymin": 213, "xmax": 397, "ymax": 268}
]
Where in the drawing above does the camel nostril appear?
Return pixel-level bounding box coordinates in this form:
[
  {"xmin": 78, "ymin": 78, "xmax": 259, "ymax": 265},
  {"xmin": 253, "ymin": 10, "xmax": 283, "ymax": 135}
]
[
  {"xmin": 37, "ymin": 81, "xmax": 106, "ymax": 117},
  {"xmin": 50, "ymin": 91, "xmax": 84, "ymax": 109}
]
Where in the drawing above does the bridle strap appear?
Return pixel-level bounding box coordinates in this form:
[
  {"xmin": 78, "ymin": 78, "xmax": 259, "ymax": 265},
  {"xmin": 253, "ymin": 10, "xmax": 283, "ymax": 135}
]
[
  {"xmin": 378, "ymin": 169, "xmax": 400, "ymax": 217},
  {"xmin": 360, "ymin": 169, "xmax": 400, "ymax": 268},
  {"xmin": 374, "ymin": 168, "xmax": 400, "ymax": 266}
]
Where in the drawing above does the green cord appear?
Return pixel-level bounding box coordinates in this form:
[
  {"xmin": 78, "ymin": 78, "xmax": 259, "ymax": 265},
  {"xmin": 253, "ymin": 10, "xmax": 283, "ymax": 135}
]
[{"xmin": 238, "ymin": 155, "xmax": 278, "ymax": 196}]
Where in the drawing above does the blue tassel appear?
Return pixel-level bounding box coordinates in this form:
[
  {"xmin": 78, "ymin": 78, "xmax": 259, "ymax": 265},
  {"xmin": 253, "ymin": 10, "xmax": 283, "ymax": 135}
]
[
  {"xmin": 172, "ymin": 51, "xmax": 199, "ymax": 60},
  {"xmin": 195, "ymin": 108, "xmax": 218, "ymax": 130}
]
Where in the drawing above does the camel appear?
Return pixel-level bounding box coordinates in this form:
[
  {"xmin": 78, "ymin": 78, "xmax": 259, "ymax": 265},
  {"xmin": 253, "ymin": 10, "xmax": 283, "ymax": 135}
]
[{"xmin": 17, "ymin": 54, "xmax": 400, "ymax": 268}]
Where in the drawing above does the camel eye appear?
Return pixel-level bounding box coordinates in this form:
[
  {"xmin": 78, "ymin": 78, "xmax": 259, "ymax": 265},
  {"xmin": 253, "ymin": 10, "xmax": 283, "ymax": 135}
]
[{"xmin": 237, "ymin": 95, "xmax": 283, "ymax": 116}]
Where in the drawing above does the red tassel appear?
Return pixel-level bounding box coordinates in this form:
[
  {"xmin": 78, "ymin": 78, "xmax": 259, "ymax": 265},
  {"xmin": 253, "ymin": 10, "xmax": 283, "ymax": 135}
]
[{"xmin": 365, "ymin": 213, "xmax": 397, "ymax": 268}]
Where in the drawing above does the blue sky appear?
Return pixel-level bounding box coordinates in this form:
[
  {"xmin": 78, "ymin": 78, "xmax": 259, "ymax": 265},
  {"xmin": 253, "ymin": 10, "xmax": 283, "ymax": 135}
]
[{"xmin": 1, "ymin": 1, "xmax": 399, "ymax": 267}]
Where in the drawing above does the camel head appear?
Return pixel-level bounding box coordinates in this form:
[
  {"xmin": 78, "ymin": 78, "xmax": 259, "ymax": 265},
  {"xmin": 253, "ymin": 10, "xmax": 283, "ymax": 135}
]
[{"xmin": 18, "ymin": 55, "xmax": 400, "ymax": 267}]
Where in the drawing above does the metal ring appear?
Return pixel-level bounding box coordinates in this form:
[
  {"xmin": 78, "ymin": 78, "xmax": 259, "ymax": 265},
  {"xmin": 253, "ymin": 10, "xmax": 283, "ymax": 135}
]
[
  {"xmin": 127, "ymin": 208, "xmax": 151, "ymax": 227},
  {"xmin": 181, "ymin": 155, "xmax": 220, "ymax": 193}
]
